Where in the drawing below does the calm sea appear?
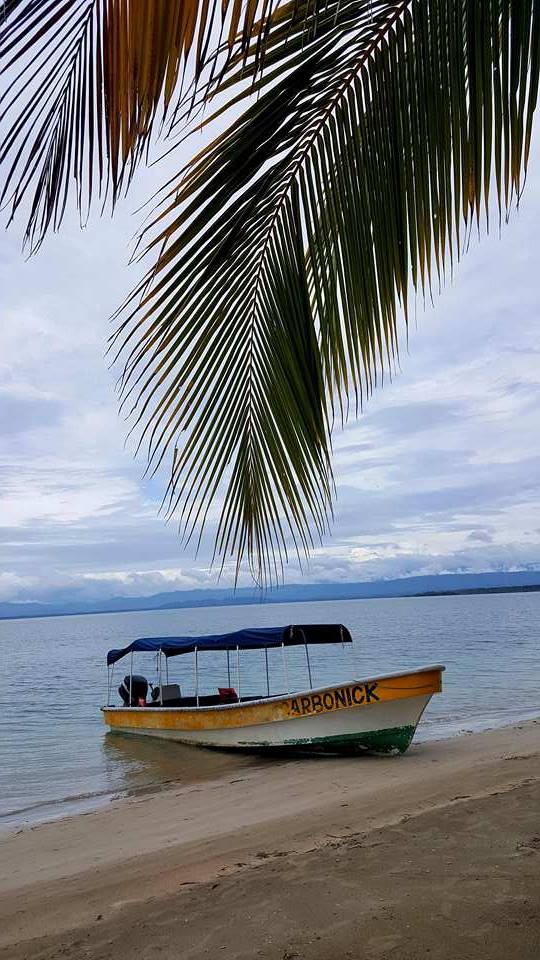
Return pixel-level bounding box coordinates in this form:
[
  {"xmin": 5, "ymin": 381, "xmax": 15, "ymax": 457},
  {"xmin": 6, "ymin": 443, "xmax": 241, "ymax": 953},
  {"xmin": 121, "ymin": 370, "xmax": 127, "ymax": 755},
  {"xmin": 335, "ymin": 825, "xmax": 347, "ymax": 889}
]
[{"xmin": 1, "ymin": 593, "xmax": 539, "ymax": 831}]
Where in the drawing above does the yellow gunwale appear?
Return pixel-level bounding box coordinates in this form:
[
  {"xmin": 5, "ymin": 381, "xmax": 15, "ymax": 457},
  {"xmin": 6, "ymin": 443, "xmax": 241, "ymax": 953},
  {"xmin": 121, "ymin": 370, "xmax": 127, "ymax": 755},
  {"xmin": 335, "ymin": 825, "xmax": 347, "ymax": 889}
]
[{"xmin": 102, "ymin": 664, "xmax": 444, "ymax": 732}]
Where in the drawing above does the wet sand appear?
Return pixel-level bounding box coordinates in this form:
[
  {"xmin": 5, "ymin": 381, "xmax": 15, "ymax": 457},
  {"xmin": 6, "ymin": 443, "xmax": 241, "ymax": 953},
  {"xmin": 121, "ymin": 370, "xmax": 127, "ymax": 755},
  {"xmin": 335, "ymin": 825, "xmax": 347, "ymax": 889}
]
[{"xmin": 1, "ymin": 720, "xmax": 538, "ymax": 959}]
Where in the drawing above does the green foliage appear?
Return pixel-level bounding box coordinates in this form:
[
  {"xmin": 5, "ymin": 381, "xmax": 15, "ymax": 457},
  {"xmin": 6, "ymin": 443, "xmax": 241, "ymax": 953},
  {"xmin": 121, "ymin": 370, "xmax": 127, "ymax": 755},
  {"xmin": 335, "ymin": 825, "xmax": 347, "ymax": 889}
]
[{"xmin": 2, "ymin": 1, "xmax": 540, "ymax": 582}]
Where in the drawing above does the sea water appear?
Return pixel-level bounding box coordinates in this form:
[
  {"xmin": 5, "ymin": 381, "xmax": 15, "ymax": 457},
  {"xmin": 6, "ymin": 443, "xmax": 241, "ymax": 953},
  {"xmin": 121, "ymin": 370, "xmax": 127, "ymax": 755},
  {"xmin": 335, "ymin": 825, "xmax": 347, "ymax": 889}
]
[{"xmin": 0, "ymin": 592, "xmax": 539, "ymax": 831}]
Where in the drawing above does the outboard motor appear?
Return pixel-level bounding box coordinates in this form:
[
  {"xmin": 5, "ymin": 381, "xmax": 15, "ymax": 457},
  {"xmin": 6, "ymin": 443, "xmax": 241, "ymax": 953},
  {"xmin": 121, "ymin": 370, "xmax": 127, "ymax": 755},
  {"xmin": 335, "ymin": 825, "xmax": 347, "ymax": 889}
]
[{"xmin": 118, "ymin": 674, "xmax": 148, "ymax": 706}]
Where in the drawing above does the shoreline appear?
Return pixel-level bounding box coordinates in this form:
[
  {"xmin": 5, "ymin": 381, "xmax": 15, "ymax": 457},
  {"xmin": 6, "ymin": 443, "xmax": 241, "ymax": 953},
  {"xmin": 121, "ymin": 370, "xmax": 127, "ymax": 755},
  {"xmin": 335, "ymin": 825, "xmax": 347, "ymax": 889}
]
[
  {"xmin": 3, "ymin": 709, "xmax": 540, "ymax": 835},
  {"xmin": 1, "ymin": 719, "xmax": 538, "ymax": 958}
]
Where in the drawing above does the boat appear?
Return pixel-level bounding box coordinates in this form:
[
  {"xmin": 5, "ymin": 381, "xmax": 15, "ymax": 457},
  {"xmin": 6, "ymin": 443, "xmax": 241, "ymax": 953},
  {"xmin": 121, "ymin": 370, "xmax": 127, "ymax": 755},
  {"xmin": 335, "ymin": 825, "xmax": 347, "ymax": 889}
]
[{"xmin": 102, "ymin": 624, "xmax": 444, "ymax": 755}]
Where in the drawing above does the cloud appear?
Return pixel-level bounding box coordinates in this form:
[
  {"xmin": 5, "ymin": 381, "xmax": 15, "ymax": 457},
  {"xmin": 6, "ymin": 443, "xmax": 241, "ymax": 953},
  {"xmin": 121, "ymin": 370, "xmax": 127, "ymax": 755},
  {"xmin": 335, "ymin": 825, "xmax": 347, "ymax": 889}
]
[
  {"xmin": 467, "ymin": 529, "xmax": 493, "ymax": 544},
  {"xmin": 1, "ymin": 131, "xmax": 540, "ymax": 604},
  {"xmin": 0, "ymin": 390, "xmax": 63, "ymax": 436},
  {"xmin": 0, "ymin": 572, "xmax": 37, "ymax": 602},
  {"xmin": 355, "ymin": 399, "xmax": 468, "ymax": 439}
]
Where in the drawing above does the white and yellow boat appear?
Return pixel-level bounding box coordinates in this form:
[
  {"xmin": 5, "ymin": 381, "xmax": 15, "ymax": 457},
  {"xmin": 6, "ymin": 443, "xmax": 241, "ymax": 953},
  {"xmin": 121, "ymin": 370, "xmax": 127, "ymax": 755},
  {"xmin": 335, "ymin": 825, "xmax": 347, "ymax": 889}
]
[{"xmin": 102, "ymin": 625, "xmax": 444, "ymax": 755}]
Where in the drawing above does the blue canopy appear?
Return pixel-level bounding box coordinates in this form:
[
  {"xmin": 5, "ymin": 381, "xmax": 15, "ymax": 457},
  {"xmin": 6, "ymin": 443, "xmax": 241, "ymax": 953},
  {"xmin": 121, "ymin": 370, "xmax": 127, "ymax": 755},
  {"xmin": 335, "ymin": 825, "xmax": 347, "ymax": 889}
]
[{"xmin": 107, "ymin": 624, "xmax": 351, "ymax": 666}]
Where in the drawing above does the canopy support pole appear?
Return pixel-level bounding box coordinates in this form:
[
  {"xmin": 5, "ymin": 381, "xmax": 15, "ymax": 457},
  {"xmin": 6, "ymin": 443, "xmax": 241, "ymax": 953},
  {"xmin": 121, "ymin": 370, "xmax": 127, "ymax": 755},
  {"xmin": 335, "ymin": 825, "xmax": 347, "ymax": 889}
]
[
  {"xmin": 165, "ymin": 657, "xmax": 169, "ymax": 685},
  {"xmin": 129, "ymin": 651, "xmax": 133, "ymax": 706},
  {"xmin": 305, "ymin": 643, "xmax": 313, "ymax": 689},
  {"xmin": 195, "ymin": 647, "xmax": 199, "ymax": 706},
  {"xmin": 227, "ymin": 649, "xmax": 231, "ymax": 686},
  {"xmin": 264, "ymin": 647, "xmax": 270, "ymax": 698},
  {"xmin": 159, "ymin": 652, "xmax": 163, "ymax": 705},
  {"xmin": 236, "ymin": 645, "xmax": 241, "ymax": 700},
  {"xmin": 106, "ymin": 665, "xmax": 111, "ymax": 706},
  {"xmin": 281, "ymin": 642, "xmax": 290, "ymax": 694}
]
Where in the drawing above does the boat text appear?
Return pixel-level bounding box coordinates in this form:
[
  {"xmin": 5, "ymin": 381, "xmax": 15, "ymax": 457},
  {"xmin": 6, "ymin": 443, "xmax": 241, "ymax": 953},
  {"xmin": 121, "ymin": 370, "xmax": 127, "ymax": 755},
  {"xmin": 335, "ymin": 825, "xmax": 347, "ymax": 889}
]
[{"xmin": 288, "ymin": 682, "xmax": 379, "ymax": 717}]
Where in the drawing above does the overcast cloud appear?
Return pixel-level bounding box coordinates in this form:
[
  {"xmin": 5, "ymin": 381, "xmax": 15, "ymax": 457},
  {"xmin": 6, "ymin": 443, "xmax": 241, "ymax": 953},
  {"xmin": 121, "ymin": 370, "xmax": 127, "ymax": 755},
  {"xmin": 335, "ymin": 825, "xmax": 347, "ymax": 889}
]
[{"xmin": 1, "ymin": 128, "xmax": 540, "ymax": 603}]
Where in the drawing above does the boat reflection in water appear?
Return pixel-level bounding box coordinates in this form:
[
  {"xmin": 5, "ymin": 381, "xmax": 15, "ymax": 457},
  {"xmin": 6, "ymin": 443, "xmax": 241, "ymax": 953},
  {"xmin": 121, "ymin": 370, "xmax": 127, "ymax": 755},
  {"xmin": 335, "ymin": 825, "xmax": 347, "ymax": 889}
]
[{"xmin": 101, "ymin": 727, "xmax": 260, "ymax": 798}]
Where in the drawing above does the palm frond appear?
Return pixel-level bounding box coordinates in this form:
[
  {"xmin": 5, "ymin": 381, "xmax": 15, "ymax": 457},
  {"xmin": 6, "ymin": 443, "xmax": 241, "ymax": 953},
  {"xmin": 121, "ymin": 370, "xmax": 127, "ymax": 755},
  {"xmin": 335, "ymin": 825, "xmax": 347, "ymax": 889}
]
[
  {"xmin": 0, "ymin": 0, "xmax": 303, "ymax": 250},
  {"xmin": 112, "ymin": 0, "xmax": 540, "ymax": 584}
]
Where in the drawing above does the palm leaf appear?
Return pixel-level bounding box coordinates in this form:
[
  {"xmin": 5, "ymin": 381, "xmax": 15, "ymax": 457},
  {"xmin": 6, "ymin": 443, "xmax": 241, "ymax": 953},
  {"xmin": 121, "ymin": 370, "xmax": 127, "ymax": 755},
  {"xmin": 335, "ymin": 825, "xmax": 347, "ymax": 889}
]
[
  {"xmin": 0, "ymin": 0, "xmax": 303, "ymax": 250},
  {"xmin": 3, "ymin": 0, "xmax": 539, "ymax": 583},
  {"xmin": 112, "ymin": 0, "xmax": 540, "ymax": 584}
]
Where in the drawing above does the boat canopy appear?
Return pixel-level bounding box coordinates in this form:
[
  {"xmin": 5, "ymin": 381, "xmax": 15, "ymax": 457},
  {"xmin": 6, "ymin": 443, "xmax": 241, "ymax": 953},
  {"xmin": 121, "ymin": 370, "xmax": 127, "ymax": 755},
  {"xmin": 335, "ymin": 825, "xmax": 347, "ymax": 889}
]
[{"xmin": 106, "ymin": 624, "xmax": 352, "ymax": 666}]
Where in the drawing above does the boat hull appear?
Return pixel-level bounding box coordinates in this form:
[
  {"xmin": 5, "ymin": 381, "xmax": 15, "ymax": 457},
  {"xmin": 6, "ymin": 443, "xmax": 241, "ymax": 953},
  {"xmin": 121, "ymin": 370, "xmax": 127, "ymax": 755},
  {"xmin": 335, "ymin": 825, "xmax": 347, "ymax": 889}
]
[{"xmin": 102, "ymin": 666, "xmax": 443, "ymax": 755}]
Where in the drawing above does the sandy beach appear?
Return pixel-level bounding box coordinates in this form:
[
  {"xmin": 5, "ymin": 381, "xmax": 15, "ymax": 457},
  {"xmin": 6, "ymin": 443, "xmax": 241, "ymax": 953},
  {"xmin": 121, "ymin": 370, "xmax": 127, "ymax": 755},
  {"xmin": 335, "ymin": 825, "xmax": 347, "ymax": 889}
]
[{"xmin": 1, "ymin": 720, "xmax": 538, "ymax": 959}]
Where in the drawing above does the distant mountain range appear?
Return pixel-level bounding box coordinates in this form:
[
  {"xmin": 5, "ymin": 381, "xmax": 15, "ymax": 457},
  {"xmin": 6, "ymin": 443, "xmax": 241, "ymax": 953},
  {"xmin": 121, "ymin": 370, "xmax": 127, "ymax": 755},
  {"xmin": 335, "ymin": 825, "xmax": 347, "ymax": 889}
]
[{"xmin": 1, "ymin": 570, "xmax": 540, "ymax": 621}]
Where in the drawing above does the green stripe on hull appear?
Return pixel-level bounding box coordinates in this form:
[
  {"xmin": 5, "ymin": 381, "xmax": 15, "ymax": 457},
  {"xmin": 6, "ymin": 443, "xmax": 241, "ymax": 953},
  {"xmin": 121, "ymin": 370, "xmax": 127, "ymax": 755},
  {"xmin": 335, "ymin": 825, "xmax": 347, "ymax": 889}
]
[
  {"xmin": 109, "ymin": 725, "xmax": 417, "ymax": 756},
  {"xmin": 241, "ymin": 724, "xmax": 417, "ymax": 755}
]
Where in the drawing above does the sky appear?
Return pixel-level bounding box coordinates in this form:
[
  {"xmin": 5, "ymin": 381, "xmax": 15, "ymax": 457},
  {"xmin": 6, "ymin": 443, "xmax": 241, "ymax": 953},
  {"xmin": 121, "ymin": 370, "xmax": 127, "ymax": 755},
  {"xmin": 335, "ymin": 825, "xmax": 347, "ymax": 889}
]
[{"xmin": 1, "ymin": 125, "xmax": 540, "ymax": 604}]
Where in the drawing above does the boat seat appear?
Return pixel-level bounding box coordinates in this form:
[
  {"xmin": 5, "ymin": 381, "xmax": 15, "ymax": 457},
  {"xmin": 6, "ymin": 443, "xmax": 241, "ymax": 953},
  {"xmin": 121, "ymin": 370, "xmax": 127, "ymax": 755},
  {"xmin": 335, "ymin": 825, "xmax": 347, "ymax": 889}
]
[
  {"xmin": 148, "ymin": 694, "xmax": 218, "ymax": 707},
  {"xmin": 150, "ymin": 683, "xmax": 182, "ymax": 705},
  {"xmin": 145, "ymin": 692, "xmax": 275, "ymax": 708},
  {"xmin": 161, "ymin": 683, "xmax": 182, "ymax": 703},
  {"xmin": 148, "ymin": 692, "xmax": 244, "ymax": 708}
]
